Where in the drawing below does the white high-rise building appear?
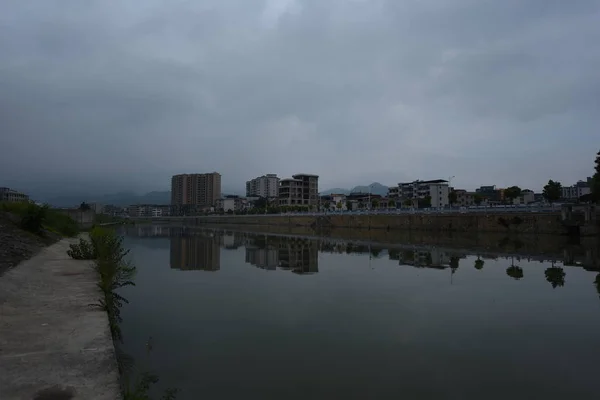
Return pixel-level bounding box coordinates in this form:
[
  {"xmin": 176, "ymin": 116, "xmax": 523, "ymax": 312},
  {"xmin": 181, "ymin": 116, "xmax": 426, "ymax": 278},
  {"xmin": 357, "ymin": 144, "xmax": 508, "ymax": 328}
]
[{"xmin": 246, "ymin": 174, "xmax": 280, "ymax": 198}]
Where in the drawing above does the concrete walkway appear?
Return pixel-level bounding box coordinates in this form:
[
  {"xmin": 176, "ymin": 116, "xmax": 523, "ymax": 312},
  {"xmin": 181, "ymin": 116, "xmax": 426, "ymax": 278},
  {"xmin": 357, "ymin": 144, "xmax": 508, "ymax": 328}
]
[{"xmin": 0, "ymin": 238, "xmax": 120, "ymax": 400}]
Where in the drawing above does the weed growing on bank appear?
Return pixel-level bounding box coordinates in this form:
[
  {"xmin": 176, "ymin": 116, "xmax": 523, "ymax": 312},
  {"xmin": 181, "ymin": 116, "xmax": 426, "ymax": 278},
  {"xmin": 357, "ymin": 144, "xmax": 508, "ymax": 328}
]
[
  {"xmin": 67, "ymin": 227, "xmax": 178, "ymax": 399},
  {"xmin": 68, "ymin": 227, "xmax": 135, "ymax": 341}
]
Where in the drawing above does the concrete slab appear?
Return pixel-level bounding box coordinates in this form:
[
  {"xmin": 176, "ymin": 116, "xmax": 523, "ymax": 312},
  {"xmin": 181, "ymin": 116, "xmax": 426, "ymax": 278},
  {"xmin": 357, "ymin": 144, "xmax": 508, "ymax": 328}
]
[{"xmin": 0, "ymin": 238, "xmax": 120, "ymax": 400}]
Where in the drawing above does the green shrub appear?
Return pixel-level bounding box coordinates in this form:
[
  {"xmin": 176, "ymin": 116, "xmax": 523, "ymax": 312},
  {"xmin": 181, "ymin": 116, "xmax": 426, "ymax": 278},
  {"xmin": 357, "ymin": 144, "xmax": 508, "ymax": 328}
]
[
  {"xmin": 45, "ymin": 210, "xmax": 79, "ymax": 237},
  {"xmin": 67, "ymin": 237, "xmax": 97, "ymax": 260},
  {"xmin": 1, "ymin": 201, "xmax": 79, "ymax": 237},
  {"xmin": 20, "ymin": 203, "xmax": 48, "ymax": 234}
]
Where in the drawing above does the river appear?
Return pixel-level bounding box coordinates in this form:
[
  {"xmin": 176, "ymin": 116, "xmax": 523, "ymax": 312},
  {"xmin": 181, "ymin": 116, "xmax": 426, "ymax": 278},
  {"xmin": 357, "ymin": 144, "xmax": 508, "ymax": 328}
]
[{"xmin": 117, "ymin": 225, "xmax": 600, "ymax": 400}]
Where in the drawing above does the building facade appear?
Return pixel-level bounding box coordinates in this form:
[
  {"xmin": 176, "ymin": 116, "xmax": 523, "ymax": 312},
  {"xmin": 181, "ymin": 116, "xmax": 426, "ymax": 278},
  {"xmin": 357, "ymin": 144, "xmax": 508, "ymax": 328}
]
[
  {"xmin": 278, "ymin": 174, "xmax": 319, "ymax": 208},
  {"xmin": 398, "ymin": 179, "xmax": 449, "ymax": 208},
  {"xmin": 0, "ymin": 187, "xmax": 29, "ymax": 203},
  {"xmin": 454, "ymin": 189, "xmax": 475, "ymax": 207},
  {"xmin": 216, "ymin": 196, "xmax": 245, "ymax": 212},
  {"xmin": 246, "ymin": 174, "xmax": 280, "ymax": 198},
  {"xmin": 562, "ymin": 181, "xmax": 591, "ymax": 200},
  {"xmin": 128, "ymin": 204, "xmax": 171, "ymax": 217},
  {"xmin": 171, "ymin": 173, "xmax": 221, "ymax": 211}
]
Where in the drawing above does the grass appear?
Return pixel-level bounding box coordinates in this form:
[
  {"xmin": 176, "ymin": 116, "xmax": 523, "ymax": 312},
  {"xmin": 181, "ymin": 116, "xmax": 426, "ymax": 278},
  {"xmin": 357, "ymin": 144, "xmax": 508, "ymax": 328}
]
[{"xmin": 0, "ymin": 201, "xmax": 79, "ymax": 237}]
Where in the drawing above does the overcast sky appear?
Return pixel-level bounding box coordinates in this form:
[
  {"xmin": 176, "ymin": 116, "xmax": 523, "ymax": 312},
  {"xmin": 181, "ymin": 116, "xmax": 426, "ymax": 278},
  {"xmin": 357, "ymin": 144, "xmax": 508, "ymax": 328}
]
[{"xmin": 1, "ymin": 0, "xmax": 599, "ymax": 196}]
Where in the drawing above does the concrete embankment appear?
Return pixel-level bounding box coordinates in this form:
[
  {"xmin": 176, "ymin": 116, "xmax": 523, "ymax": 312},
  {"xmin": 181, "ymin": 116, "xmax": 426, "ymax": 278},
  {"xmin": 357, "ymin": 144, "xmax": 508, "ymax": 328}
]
[
  {"xmin": 0, "ymin": 238, "xmax": 120, "ymax": 400},
  {"xmin": 170, "ymin": 212, "xmax": 580, "ymax": 235}
]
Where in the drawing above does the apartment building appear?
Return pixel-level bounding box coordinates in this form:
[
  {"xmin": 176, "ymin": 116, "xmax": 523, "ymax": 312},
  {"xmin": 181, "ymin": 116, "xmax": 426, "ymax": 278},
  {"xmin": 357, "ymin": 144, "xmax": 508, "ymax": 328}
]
[
  {"xmin": 171, "ymin": 172, "xmax": 221, "ymax": 210},
  {"xmin": 0, "ymin": 187, "xmax": 29, "ymax": 203},
  {"xmin": 562, "ymin": 181, "xmax": 591, "ymax": 200},
  {"xmin": 246, "ymin": 174, "xmax": 280, "ymax": 198},
  {"xmin": 388, "ymin": 186, "xmax": 399, "ymax": 198},
  {"xmin": 278, "ymin": 174, "xmax": 319, "ymax": 207},
  {"xmin": 398, "ymin": 179, "xmax": 449, "ymax": 207}
]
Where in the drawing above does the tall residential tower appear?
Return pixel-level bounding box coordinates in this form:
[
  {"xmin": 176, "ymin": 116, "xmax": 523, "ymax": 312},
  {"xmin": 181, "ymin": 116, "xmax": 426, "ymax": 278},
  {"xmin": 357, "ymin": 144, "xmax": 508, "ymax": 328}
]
[{"xmin": 171, "ymin": 172, "xmax": 221, "ymax": 210}]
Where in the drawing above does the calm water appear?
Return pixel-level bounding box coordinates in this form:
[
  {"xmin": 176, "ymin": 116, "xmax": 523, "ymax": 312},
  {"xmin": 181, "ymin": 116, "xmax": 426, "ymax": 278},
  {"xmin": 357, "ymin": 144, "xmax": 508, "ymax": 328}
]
[{"xmin": 118, "ymin": 226, "xmax": 600, "ymax": 400}]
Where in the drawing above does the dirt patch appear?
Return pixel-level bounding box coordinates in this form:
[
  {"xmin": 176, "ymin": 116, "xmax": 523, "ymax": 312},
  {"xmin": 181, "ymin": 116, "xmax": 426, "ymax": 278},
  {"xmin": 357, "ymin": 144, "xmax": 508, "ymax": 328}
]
[{"xmin": 0, "ymin": 211, "xmax": 60, "ymax": 276}]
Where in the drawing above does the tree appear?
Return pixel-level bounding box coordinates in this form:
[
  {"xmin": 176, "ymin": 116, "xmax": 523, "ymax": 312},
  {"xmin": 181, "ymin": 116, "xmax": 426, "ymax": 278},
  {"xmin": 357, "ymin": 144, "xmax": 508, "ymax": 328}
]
[
  {"xmin": 449, "ymin": 190, "xmax": 458, "ymax": 207},
  {"xmin": 253, "ymin": 197, "xmax": 268, "ymax": 210},
  {"xmin": 403, "ymin": 199, "xmax": 412, "ymax": 207},
  {"xmin": 346, "ymin": 201, "xmax": 352, "ymax": 211},
  {"xmin": 545, "ymin": 266, "xmax": 565, "ymax": 288},
  {"xmin": 358, "ymin": 202, "xmax": 365, "ymax": 209},
  {"xmin": 323, "ymin": 201, "xmax": 331, "ymax": 211},
  {"xmin": 449, "ymin": 256, "xmax": 460, "ymax": 274},
  {"xmin": 506, "ymin": 265, "xmax": 524, "ymax": 280},
  {"xmin": 474, "ymin": 258, "xmax": 484, "ymax": 270},
  {"xmin": 503, "ymin": 186, "xmax": 522, "ymax": 203},
  {"xmin": 418, "ymin": 196, "xmax": 431, "ymax": 208},
  {"xmin": 543, "ymin": 180, "xmax": 562, "ymax": 203},
  {"xmin": 372, "ymin": 199, "xmax": 379, "ymax": 209},
  {"xmin": 336, "ymin": 201, "xmax": 343, "ymax": 211},
  {"xmin": 473, "ymin": 194, "xmax": 483, "ymax": 206},
  {"xmin": 389, "ymin": 199, "xmax": 396, "ymax": 208},
  {"xmin": 592, "ymin": 150, "xmax": 600, "ymax": 203},
  {"xmin": 79, "ymin": 202, "xmax": 91, "ymax": 211}
]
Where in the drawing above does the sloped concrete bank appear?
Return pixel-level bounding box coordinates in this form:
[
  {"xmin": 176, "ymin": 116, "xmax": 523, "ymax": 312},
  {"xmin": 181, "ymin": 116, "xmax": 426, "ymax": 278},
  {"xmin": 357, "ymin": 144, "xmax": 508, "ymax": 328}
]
[
  {"xmin": 0, "ymin": 238, "xmax": 120, "ymax": 400},
  {"xmin": 179, "ymin": 212, "xmax": 573, "ymax": 235}
]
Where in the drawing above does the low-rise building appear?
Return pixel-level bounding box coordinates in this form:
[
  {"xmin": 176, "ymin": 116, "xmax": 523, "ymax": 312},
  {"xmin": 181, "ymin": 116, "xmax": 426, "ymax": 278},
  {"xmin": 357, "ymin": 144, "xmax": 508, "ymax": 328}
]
[
  {"xmin": 320, "ymin": 194, "xmax": 347, "ymax": 211},
  {"xmin": 128, "ymin": 204, "xmax": 171, "ymax": 217},
  {"xmin": 454, "ymin": 190, "xmax": 475, "ymax": 207},
  {"xmin": 0, "ymin": 187, "xmax": 29, "ymax": 203},
  {"xmin": 216, "ymin": 196, "xmax": 244, "ymax": 212},
  {"xmin": 562, "ymin": 181, "xmax": 591, "ymax": 200},
  {"xmin": 514, "ymin": 189, "xmax": 535, "ymax": 205},
  {"xmin": 475, "ymin": 185, "xmax": 502, "ymax": 204},
  {"xmin": 398, "ymin": 179, "xmax": 449, "ymax": 208},
  {"xmin": 278, "ymin": 174, "xmax": 319, "ymax": 208}
]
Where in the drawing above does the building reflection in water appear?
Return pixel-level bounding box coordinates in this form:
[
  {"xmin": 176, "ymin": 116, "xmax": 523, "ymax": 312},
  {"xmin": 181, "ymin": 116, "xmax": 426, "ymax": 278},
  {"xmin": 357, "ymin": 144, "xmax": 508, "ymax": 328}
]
[
  {"xmin": 245, "ymin": 235, "xmax": 319, "ymax": 274},
  {"xmin": 144, "ymin": 227, "xmax": 600, "ymax": 279},
  {"xmin": 170, "ymin": 235, "xmax": 221, "ymax": 271}
]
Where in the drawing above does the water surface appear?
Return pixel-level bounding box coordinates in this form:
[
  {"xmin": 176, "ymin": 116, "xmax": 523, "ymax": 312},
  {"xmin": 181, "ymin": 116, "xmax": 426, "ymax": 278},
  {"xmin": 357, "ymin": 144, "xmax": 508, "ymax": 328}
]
[{"xmin": 119, "ymin": 227, "xmax": 600, "ymax": 400}]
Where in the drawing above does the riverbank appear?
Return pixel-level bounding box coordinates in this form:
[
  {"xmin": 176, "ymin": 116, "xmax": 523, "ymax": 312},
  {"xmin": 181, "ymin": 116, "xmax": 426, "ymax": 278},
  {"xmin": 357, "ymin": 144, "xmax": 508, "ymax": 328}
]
[
  {"xmin": 152, "ymin": 212, "xmax": 593, "ymax": 235},
  {"xmin": 0, "ymin": 238, "xmax": 120, "ymax": 399}
]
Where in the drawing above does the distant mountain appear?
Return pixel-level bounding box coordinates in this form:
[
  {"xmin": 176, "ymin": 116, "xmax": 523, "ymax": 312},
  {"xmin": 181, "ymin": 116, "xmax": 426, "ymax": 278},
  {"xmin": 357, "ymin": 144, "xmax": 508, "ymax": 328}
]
[
  {"xmin": 320, "ymin": 183, "xmax": 389, "ymax": 197},
  {"xmin": 351, "ymin": 183, "xmax": 389, "ymax": 196},
  {"xmin": 45, "ymin": 191, "xmax": 171, "ymax": 207}
]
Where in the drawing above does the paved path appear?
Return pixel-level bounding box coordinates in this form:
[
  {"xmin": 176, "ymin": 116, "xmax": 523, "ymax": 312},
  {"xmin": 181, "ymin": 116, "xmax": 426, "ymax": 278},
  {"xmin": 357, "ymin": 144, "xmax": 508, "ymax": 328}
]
[{"xmin": 0, "ymin": 238, "xmax": 120, "ymax": 400}]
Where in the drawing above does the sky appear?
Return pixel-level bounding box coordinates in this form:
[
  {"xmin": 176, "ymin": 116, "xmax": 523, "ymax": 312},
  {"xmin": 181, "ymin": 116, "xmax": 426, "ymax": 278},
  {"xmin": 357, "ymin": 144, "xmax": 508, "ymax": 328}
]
[{"xmin": 1, "ymin": 0, "xmax": 599, "ymax": 198}]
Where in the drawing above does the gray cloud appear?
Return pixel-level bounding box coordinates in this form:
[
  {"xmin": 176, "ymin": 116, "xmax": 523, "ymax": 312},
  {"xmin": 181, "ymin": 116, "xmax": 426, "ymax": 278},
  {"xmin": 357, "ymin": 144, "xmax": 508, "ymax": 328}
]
[{"xmin": 1, "ymin": 0, "xmax": 598, "ymax": 198}]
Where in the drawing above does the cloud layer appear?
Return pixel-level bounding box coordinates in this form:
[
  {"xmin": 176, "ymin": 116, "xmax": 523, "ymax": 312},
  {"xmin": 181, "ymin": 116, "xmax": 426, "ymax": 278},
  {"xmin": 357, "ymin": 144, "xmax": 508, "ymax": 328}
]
[{"xmin": 1, "ymin": 0, "xmax": 599, "ymax": 196}]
